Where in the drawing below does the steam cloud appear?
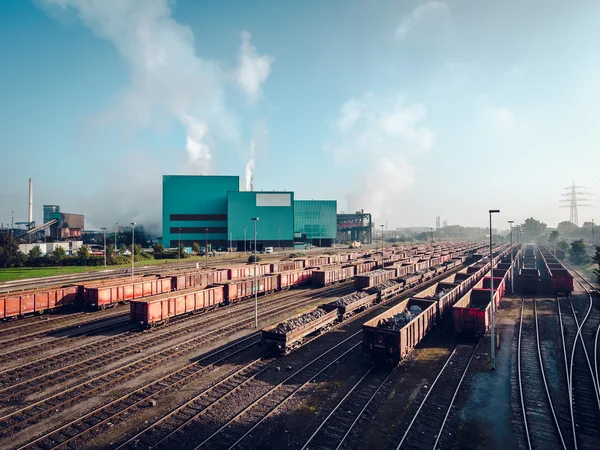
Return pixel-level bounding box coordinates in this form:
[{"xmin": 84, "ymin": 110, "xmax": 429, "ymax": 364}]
[{"xmin": 244, "ymin": 140, "xmax": 255, "ymax": 191}]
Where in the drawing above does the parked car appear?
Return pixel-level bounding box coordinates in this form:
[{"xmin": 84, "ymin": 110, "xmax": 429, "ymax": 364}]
[{"xmin": 265, "ymin": 247, "xmax": 274, "ymax": 254}]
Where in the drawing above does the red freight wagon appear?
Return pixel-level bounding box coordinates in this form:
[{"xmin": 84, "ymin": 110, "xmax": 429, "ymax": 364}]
[
  {"xmin": 278, "ymin": 269, "xmax": 313, "ymax": 290},
  {"xmin": 354, "ymin": 261, "xmax": 378, "ymax": 275},
  {"xmin": 129, "ymin": 285, "xmax": 225, "ymax": 327},
  {"xmin": 228, "ymin": 266, "xmax": 255, "ymax": 280},
  {"xmin": 355, "ymin": 269, "xmax": 396, "ymax": 290},
  {"xmin": 362, "ymin": 298, "xmax": 437, "ymax": 366},
  {"xmin": 482, "ymin": 277, "xmax": 505, "ymax": 302},
  {"xmin": 1, "ymin": 285, "xmax": 79, "ymax": 319},
  {"xmin": 220, "ymin": 273, "xmax": 279, "ymax": 302},
  {"xmin": 312, "ymin": 266, "xmax": 354, "ymax": 287},
  {"xmin": 549, "ymin": 268, "xmax": 574, "ymax": 293},
  {"xmin": 452, "ymin": 288, "xmax": 500, "ymax": 336},
  {"xmin": 84, "ymin": 277, "xmax": 172, "ymax": 309},
  {"xmin": 271, "ymin": 261, "xmax": 299, "ymax": 273}
]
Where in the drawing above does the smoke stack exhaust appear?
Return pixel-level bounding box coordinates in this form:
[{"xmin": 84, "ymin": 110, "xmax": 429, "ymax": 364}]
[{"xmin": 28, "ymin": 178, "xmax": 33, "ymax": 224}]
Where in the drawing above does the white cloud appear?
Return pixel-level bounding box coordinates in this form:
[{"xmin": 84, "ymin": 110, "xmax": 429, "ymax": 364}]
[
  {"xmin": 236, "ymin": 31, "xmax": 274, "ymax": 104},
  {"xmin": 326, "ymin": 94, "xmax": 434, "ymax": 222},
  {"xmin": 487, "ymin": 106, "xmax": 515, "ymax": 128},
  {"xmin": 508, "ymin": 64, "xmax": 525, "ymax": 78},
  {"xmin": 394, "ymin": 1, "xmax": 451, "ymax": 41},
  {"xmin": 39, "ymin": 0, "xmax": 272, "ymax": 174}
]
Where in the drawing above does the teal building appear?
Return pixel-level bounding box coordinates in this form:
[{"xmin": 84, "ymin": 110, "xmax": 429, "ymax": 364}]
[{"xmin": 162, "ymin": 175, "xmax": 337, "ymax": 249}]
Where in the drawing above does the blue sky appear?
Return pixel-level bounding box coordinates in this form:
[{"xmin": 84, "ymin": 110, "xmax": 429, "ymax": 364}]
[{"xmin": 1, "ymin": 0, "xmax": 599, "ymax": 233}]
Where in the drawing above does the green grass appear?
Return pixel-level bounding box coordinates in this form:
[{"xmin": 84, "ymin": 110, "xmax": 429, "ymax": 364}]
[{"xmin": 0, "ymin": 254, "xmax": 251, "ymax": 283}]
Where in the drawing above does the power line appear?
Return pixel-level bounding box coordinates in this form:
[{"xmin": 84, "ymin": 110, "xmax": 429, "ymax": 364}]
[{"xmin": 560, "ymin": 180, "xmax": 592, "ymax": 226}]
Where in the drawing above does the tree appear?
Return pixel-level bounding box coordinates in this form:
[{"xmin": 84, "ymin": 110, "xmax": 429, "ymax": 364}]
[
  {"xmin": 0, "ymin": 233, "xmax": 21, "ymax": 268},
  {"xmin": 118, "ymin": 243, "xmax": 126, "ymax": 254},
  {"xmin": 28, "ymin": 245, "xmax": 42, "ymax": 259},
  {"xmin": 248, "ymin": 255, "xmax": 261, "ymax": 263},
  {"xmin": 549, "ymin": 230, "xmax": 559, "ymax": 244},
  {"xmin": 557, "ymin": 240, "xmax": 569, "ymax": 251},
  {"xmin": 557, "ymin": 221, "xmax": 579, "ymax": 235},
  {"xmin": 568, "ymin": 239, "xmax": 589, "ymax": 265},
  {"xmin": 192, "ymin": 242, "xmax": 200, "ymax": 255},
  {"xmin": 593, "ymin": 246, "xmax": 600, "ymax": 284},
  {"xmin": 77, "ymin": 245, "xmax": 90, "ymax": 264},
  {"xmin": 520, "ymin": 217, "xmax": 547, "ymax": 239},
  {"xmin": 153, "ymin": 242, "xmax": 165, "ymax": 258},
  {"xmin": 105, "ymin": 244, "xmax": 115, "ymax": 259},
  {"xmin": 53, "ymin": 246, "xmax": 66, "ymax": 264}
]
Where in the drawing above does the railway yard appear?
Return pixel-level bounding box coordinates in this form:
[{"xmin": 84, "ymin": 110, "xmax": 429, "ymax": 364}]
[{"xmin": 1, "ymin": 242, "xmax": 599, "ymax": 450}]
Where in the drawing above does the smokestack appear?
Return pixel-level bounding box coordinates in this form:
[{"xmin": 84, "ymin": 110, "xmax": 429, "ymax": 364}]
[{"xmin": 28, "ymin": 178, "xmax": 33, "ymax": 224}]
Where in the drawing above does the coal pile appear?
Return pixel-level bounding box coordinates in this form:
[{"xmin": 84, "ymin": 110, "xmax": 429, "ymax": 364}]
[
  {"xmin": 377, "ymin": 305, "xmax": 422, "ymax": 330},
  {"xmin": 367, "ymin": 280, "xmax": 398, "ymax": 294},
  {"xmin": 272, "ymin": 308, "xmax": 328, "ymax": 334},
  {"xmin": 365, "ymin": 269, "xmax": 388, "ymax": 277},
  {"xmin": 425, "ymin": 288, "xmax": 452, "ymax": 300},
  {"xmin": 330, "ymin": 291, "xmax": 368, "ymax": 307}
]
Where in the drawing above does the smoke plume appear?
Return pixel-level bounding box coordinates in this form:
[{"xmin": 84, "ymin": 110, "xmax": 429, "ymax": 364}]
[{"xmin": 244, "ymin": 140, "xmax": 256, "ymax": 191}]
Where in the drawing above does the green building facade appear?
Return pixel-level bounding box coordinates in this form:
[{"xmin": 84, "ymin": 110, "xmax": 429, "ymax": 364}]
[{"xmin": 294, "ymin": 200, "xmax": 337, "ymax": 247}]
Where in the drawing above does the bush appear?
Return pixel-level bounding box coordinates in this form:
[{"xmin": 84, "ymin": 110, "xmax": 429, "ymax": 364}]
[
  {"xmin": 288, "ymin": 252, "xmax": 307, "ymax": 258},
  {"xmin": 248, "ymin": 255, "xmax": 261, "ymax": 263}
]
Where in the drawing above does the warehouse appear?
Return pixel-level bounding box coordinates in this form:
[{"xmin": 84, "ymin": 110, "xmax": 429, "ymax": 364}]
[{"xmin": 162, "ymin": 175, "xmax": 337, "ymax": 250}]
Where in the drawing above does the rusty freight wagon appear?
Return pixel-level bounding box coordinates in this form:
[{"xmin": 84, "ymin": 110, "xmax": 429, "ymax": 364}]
[
  {"xmin": 549, "ymin": 268, "xmax": 574, "ymax": 293},
  {"xmin": 353, "ymin": 261, "xmax": 379, "ymax": 275},
  {"xmin": 452, "ymin": 288, "xmax": 500, "ymax": 336},
  {"xmin": 219, "ymin": 273, "xmax": 280, "ymax": 302},
  {"xmin": 398, "ymin": 272, "xmax": 424, "ymax": 289},
  {"xmin": 83, "ymin": 276, "xmax": 173, "ymax": 309},
  {"xmin": 519, "ymin": 268, "xmax": 541, "ymax": 294},
  {"xmin": 322, "ymin": 291, "xmax": 378, "ymax": 319},
  {"xmin": 362, "ymin": 298, "xmax": 437, "ymax": 366},
  {"xmin": 270, "ymin": 261, "xmax": 299, "ymax": 273},
  {"xmin": 312, "ymin": 266, "xmax": 355, "ymax": 287},
  {"xmin": 414, "ymin": 280, "xmax": 461, "ymax": 319},
  {"xmin": 165, "ymin": 269, "xmax": 228, "ymax": 291},
  {"xmin": 355, "ymin": 269, "xmax": 397, "ymax": 290},
  {"xmin": 129, "ymin": 285, "xmax": 225, "ymax": 328},
  {"xmin": 278, "ymin": 269, "xmax": 313, "ymax": 290},
  {"xmin": 0, "ymin": 285, "xmax": 79, "ymax": 320},
  {"xmin": 368, "ymin": 280, "xmax": 405, "ymax": 302},
  {"xmin": 261, "ymin": 306, "xmax": 338, "ymax": 354}
]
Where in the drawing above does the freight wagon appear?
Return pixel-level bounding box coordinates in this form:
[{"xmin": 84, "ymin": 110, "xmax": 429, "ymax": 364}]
[
  {"xmin": 270, "ymin": 261, "xmax": 299, "ymax": 273},
  {"xmin": 166, "ymin": 269, "xmax": 228, "ymax": 291},
  {"xmin": 452, "ymin": 288, "xmax": 500, "ymax": 336},
  {"xmin": 83, "ymin": 276, "xmax": 173, "ymax": 309},
  {"xmin": 218, "ymin": 273, "xmax": 280, "ymax": 302},
  {"xmin": 355, "ymin": 269, "xmax": 397, "ymax": 290},
  {"xmin": 278, "ymin": 269, "xmax": 313, "ymax": 290},
  {"xmin": 549, "ymin": 268, "xmax": 574, "ymax": 293},
  {"xmin": 129, "ymin": 285, "xmax": 225, "ymax": 327},
  {"xmin": 414, "ymin": 280, "xmax": 461, "ymax": 319},
  {"xmin": 362, "ymin": 298, "xmax": 437, "ymax": 366},
  {"xmin": 322, "ymin": 291, "xmax": 379, "ymax": 319},
  {"xmin": 0, "ymin": 284, "xmax": 79, "ymax": 320},
  {"xmin": 353, "ymin": 261, "xmax": 379, "ymax": 275},
  {"xmin": 312, "ymin": 266, "xmax": 355, "ymax": 287},
  {"xmin": 261, "ymin": 306, "xmax": 338, "ymax": 354},
  {"xmin": 519, "ymin": 268, "xmax": 541, "ymax": 294}
]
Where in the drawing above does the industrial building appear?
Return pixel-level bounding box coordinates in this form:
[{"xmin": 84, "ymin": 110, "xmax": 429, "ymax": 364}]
[
  {"xmin": 42, "ymin": 205, "xmax": 84, "ymax": 239},
  {"xmin": 337, "ymin": 210, "xmax": 373, "ymax": 245},
  {"xmin": 162, "ymin": 175, "xmax": 337, "ymax": 250}
]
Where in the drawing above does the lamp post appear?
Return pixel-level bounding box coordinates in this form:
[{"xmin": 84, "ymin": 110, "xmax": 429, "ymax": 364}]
[
  {"xmin": 593, "ymin": 219, "xmax": 595, "ymax": 245},
  {"xmin": 205, "ymin": 228, "xmax": 208, "ymax": 268},
  {"xmin": 178, "ymin": 228, "xmax": 181, "ymax": 260},
  {"xmin": 101, "ymin": 227, "xmax": 107, "ymax": 267},
  {"xmin": 489, "ymin": 210, "xmax": 500, "ymax": 370},
  {"xmin": 130, "ymin": 222, "xmax": 136, "ymax": 280},
  {"xmin": 381, "ymin": 224, "xmax": 384, "ymax": 266},
  {"xmin": 278, "ymin": 229, "xmax": 281, "ymax": 251},
  {"xmin": 114, "ymin": 223, "xmax": 118, "ymax": 251},
  {"xmin": 244, "ymin": 226, "xmax": 247, "ymax": 254},
  {"xmin": 251, "ymin": 218, "xmax": 260, "ymax": 328},
  {"xmin": 508, "ymin": 221, "xmax": 514, "ymax": 294}
]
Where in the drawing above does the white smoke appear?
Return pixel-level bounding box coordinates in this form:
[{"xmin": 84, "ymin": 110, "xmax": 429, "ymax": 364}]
[
  {"xmin": 39, "ymin": 0, "xmax": 272, "ymax": 174},
  {"xmin": 244, "ymin": 140, "xmax": 256, "ymax": 191}
]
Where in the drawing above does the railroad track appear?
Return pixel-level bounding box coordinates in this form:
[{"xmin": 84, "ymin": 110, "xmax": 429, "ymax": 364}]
[
  {"xmin": 0, "ymin": 284, "xmax": 351, "ymax": 393},
  {"xmin": 300, "ymin": 368, "xmax": 391, "ymax": 450},
  {"xmin": 517, "ymin": 297, "xmax": 567, "ymax": 450},
  {"xmin": 0, "ymin": 284, "xmax": 352, "ymax": 442},
  {"xmin": 393, "ymin": 342, "xmax": 477, "ymax": 450},
  {"xmin": 0, "ymin": 311, "xmax": 89, "ymax": 334},
  {"xmin": 557, "ymin": 263, "xmax": 600, "ymax": 450}
]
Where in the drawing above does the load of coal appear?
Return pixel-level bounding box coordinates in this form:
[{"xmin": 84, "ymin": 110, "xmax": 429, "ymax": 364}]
[
  {"xmin": 366, "ymin": 269, "xmax": 388, "ymax": 277},
  {"xmin": 367, "ymin": 280, "xmax": 398, "ymax": 294},
  {"xmin": 377, "ymin": 305, "xmax": 422, "ymax": 330},
  {"xmin": 272, "ymin": 307, "xmax": 328, "ymax": 334},
  {"xmin": 330, "ymin": 291, "xmax": 368, "ymax": 307},
  {"xmin": 425, "ymin": 288, "xmax": 452, "ymax": 300}
]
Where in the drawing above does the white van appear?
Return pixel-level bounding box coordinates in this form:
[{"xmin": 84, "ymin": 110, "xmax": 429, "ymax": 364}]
[{"xmin": 264, "ymin": 246, "xmax": 274, "ymax": 254}]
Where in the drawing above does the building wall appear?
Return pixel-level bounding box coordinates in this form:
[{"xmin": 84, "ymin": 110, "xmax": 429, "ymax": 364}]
[
  {"xmin": 294, "ymin": 200, "xmax": 337, "ymax": 242},
  {"xmin": 228, "ymin": 191, "xmax": 294, "ymax": 248},
  {"xmin": 162, "ymin": 175, "xmax": 240, "ymax": 248}
]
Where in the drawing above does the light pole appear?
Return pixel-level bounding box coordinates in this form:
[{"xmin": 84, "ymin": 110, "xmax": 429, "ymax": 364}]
[
  {"xmin": 205, "ymin": 228, "xmax": 208, "ymax": 268},
  {"xmin": 244, "ymin": 226, "xmax": 247, "ymax": 254},
  {"xmin": 251, "ymin": 218, "xmax": 260, "ymax": 328},
  {"xmin": 130, "ymin": 222, "xmax": 136, "ymax": 280},
  {"xmin": 178, "ymin": 228, "xmax": 181, "ymax": 260},
  {"xmin": 114, "ymin": 223, "xmax": 118, "ymax": 251},
  {"xmin": 508, "ymin": 221, "xmax": 514, "ymax": 294},
  {"xmin": 381, "ymin": 224, "xmax": 384, "ymax": 265},
  {"xmin": 101, "ymin": 227, "xmax": 107, "ymax": 267},
  {"xmin": 489, "ymin": 209, "xmax": 500, "ymax": 370},
  {"xmin": 593, "ymin": 219, "xmax": 595, "ymax": 245},
  {"xmin": 278, "ymin": 229, "xmax": 281, "ymax": 251}
]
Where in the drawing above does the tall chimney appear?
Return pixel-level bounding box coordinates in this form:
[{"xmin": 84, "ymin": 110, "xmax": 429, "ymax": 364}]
[{"xmin": 28, "ymin": 178, "xmax": 33, "ymax": 224}]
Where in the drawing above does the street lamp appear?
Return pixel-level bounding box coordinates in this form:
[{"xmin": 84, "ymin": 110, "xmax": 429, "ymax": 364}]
[
  {"xmin": 114, "ymin": 223, "xmax": 118, "ymax": 251},
  {"xmin": 278, "ymin": 228, "xmax": 281, "ymax": 251},
  {"xmin": 130, "ymin": 222, "xmax": 136, "ymax": 280},
  {"xmin": 178, "ymin": 228, "xmax": 182, "ymax": 260},
  {"xmin": 251, "ymin": 218, "xmax": 260, "ymax": 328},
  {"xmin": 244, "ymin": 226, "xmax": 247, "ymax": 254},
  {"xmin": 101, "ymin": 227, "xmax": 107, "ymax": 267},
  {"xmin": 508, "ymin": 221, "xmax": 514, "ymax": 294},
  {"xmin": 489, "ymin": 210, "xmax": 500, "ymax": 370},
  {"xmin": 381, "ymin": 224, "xmax": 384, "ymax": 266},
  {"xmin": 593, "ymin": 219, "xmax": 595, "ymax": 245},
  {"xmin": 205, "ymin": 228, "xmax": 208, "ymax": 268}
]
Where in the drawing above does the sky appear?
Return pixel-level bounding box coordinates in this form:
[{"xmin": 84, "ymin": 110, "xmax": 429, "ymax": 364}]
[{"xmin": 1, "ymin": 0, "xmax": 599, "ymax": 234}]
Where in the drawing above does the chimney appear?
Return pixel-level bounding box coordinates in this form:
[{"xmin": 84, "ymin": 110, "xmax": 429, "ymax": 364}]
[{"xmin": 28, "ymin": 178, "xmax": 33, "ymax": 224}]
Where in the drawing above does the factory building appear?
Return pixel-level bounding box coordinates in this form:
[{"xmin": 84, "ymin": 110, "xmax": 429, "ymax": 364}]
[
  {"xmin": 41, "ymin": 205, "xmax": 84, "ymax": 240},
  {"xmin": 162, "ymin": 175, "xmax": 336, "ymax": 250}
]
